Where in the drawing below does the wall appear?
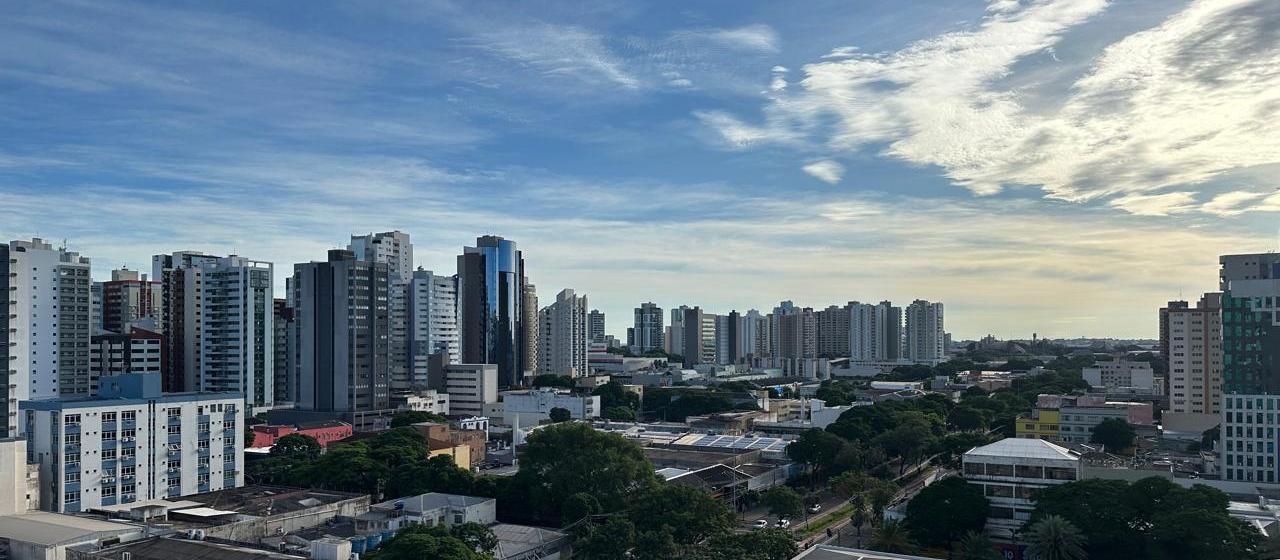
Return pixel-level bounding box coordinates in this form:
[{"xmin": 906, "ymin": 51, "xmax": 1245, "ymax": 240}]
[{"xmin": 200, "ymin": 495, "xmax": 371, "ymax": 545}]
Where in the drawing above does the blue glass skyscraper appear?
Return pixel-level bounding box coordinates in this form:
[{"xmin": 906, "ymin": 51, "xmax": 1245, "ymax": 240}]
[{"xmin": 458, "ymin": 236, "xmax": 527, "ymax": 387}]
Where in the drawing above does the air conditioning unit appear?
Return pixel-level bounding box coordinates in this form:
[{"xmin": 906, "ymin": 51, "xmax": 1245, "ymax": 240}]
[
  {"xmin": 168, "ymin": 467, "xmax": 179, "ymax": 473},
  {"xmin": 101, "ymin": 477, "xmax": 115, "ymax": 483}
]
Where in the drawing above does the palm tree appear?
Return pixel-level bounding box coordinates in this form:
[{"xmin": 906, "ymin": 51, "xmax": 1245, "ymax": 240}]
[
  {"xmin": 870, "ymin": 520, "xmax": 915, "ymax": 555},
  {"xmin": 1024, "ymin": 515, "xmax": 1087, "ymax": 560},
  {"xmin": 954, "ymin": 531, "xmax": 1001, "ymax": 560}
]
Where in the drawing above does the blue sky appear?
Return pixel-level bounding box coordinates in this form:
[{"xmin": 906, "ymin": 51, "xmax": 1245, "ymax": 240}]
[{"xmin": 3, "ymin": 0, "xmax": 1279, "ymax": 339}]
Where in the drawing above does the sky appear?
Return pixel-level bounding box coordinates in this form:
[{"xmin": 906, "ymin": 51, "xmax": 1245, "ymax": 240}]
[{"xmin": 2, "ymin": 0, "xmax": 1279, "ymax": 340}]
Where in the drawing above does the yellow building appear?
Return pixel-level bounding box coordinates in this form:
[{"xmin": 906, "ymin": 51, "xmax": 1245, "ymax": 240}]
[
  {"xmin": 1015, "ymin": 409, "xmax": 1060, "ymax": 442},
  {"xmin": 428, "ymin": 442, "xmax": 472, "ymax": 469}
]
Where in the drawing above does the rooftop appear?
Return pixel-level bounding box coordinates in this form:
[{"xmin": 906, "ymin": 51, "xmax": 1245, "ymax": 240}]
[
  {"xmin": 0, "ymin": 512, "xmax": 141, "ymax": 546},
  {"xmin": 374, "ymin": 492, "xmax": 494, "ymax": 514},
  {"xmin": 87, "ymin": 537, "xmax": 306, "ymax": 560},
  {"xmin": 964, "ymin": 438, "xmax": 1079, "ymax": 461},
  {"xmin": 491, "ymin": 523, "xmax": 570, "ymax": 560},
  {"xmin": 171, "ymin": 485, "xmax": 365, "ymax": 523}
]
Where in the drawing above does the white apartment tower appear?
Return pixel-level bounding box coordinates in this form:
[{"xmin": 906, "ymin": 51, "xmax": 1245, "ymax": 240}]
[
  {"xmin": 905, "ymin": 300, "xmax": 945, "ymax": 364},
  {"xmin": 848, "ymin": 301, "xmax": 903, "ymax": 362},
  {"xmin": 539, "ymin": 289, "xmax": 589, "ymax": 377},
  {"xmin": 587, "ymin": 309, "xmax": 606, "ymax": 344},
  {"xmin": 409, "ymin": 268, "xmax": 459, "ymax": 382},
  {"xmin": 349, "ymin": 231, "xmax": 413, "ymax": 391},
  {"xmin": 1166, "ymin": 293, "xmax": 1223, "ymax": 415},
  {"xmin": 6, "ymin": 239, "xmax": 95, "ymax": 412}
]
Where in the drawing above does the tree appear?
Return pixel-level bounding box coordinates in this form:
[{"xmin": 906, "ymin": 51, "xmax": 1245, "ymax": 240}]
[
  {"xmin": 760, "ymin": 486, "xmax": 804, "ymax": 519},
  {"xmin": 1023, "ymin": 515, "xmax": 1087, "ymax": 560},
  {"xmin": 548, "ymin": 407, "xmax": 572, "ymax": 423},
  {"xmin": 954, "ymin": 531, "xmax": 1001, "ymax": 560},
  {"xmin": 390, "ymin": 410, "xmax": 448, "ymax": 427},
  {"xmin": 271, "ymin": 433, "xmax": 321, "ymax": 459},
  {"xmin": 602, "ymin": 405, "xmax": 636, "ymax": 421},
  {"xmin": 948, "ymin": 406, "xmax": 989, "ymax": 432},
  {"xmin": 903, "ymin": 477, "xmax": 989, "ymax": 548},
  {"xmin": 532, "ymin": 374, "xmax": 576, "ymax": 388},
  {"xmin": 450, "ymin": 523, "xmax": 498, "ymax": 555},
  {"xmin": 786, "ymin": 429, "xmax": 846, "ymax": 477},
  {"xmin": 593, "ymin": 381, "xmax": 641, "ymax": 410},
  {"xmin": 630, "ymin": 485, "xmax": 735, "ymax": 544},
  {"xmin": 514, "ymin": 422, "xmax": 658, "ymax": 523},
  {"xmin": 369, "ymin": 524, "xmax": 489, "ymax": 560},
  {"xmin": 573, "ymin": 517, "xmax": 636, "ymax": 560},
  {"xmin": 1090, "ymin": 418, "xmax": 1136, "ymax": 451},
  {"xmin": 870, "ymin": 520, "xmax": 915, "ymax": 555}
]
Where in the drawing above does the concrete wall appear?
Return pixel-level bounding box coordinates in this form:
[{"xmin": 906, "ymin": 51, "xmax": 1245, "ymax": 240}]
[{"xmin": 200, "ymin": 495, "xmax": 370, "ymax": 545}]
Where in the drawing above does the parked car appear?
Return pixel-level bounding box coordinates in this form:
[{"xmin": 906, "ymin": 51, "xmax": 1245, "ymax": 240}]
[
  {"xmin": 808, "ymin": 503, "xmax": 822, "ymax": 514},
  {"xmin": 775, "ymin": 518, "xmax": 791, "ymax": 529},
  {"xmin": 752, "ymin": 519, "xmax": 769, "ymax": 530}
]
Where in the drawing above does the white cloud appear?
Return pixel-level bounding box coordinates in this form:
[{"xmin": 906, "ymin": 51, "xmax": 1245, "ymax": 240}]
[
  {"xmin": 704, "ymin": 24, "xmax": 780, "ymax": 52},
  {"xmin": 803, "ymin": 160, "xmax": 845, "ymax": 184},
  {"xmin": 693, "ymin": 110, "xmax": 802, "ymax": 148},
  {"xmin": 1108, "ymin": 192, "xmax": 1198, "ymax": 216},
  {"xmin": 1201, "ymin": 190, "xmax": 1280, "ymax": 216},
  {"xmin": 699, "ymin": 0, "xmax": 1280, "ymax": 215},
  {"xmin": 469, "ymin": 23, "xmax": 640, "ymax": 89}
]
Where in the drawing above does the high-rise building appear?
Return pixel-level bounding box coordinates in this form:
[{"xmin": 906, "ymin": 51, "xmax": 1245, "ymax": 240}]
[
  {"xmin": 668, "ymin": 306, "xmax": 690, "ymax": 357},
  {"xmin": 816, "ymin": 305, "xmax": 850, "ymax": 358},
  {"xmin": 0, "ymin": 243, "xmax": 9, "ymax": 437},
  {"xmin": 153, "ymin": 251, "xmax": 221, "ymax": 393},
  {"xmin": 409, "ymin": 268, "xmax": 459, "ymax": 385},
  {"xmin": 457, "ymin": 236, "xmax": 527, "ymax": 387},
  {"xmin": 880, "ymin": 301, "xmax": 903, "ymax": 361},
  {"xmin": 1165, "ymin": 294, "xmax": 1222, "ymax": 415},
  {"xmin": 726, "ymin": 310, "xmax": 744, "ymax": 364},
  {"xmin": 198, "ymin": 256, "xmax": 274, "ymax": 409},
  {"xmin": 21, "ymin": 373, "xmax": 244, "ymax": 512},
  {"xmin": 587, "ymin": 309, "xmax": 606, "ymax": 344},
  {"xmin": 539, "ymin": 289, "xmax": 589, "ymax": 377},
  {"xmin": 272, "ymin": 299, "xmax": 295, "ymax": 404},
  {"xmin": 630, "ymin": 302, "xmax": 664, "ymax": 353},
  {"xmin": 1216, "ymin": 253, "xmax": 1280, "ymax": 483},
  {"xmin": 90, "ymin": 328, "xmax": 164, "ymax": 379},
  {"xmin": 744, "ymin": 309, "xmax": 768, "ymax": 359},
  {"xmin": 905, "ymin": 300, "xmax": 945, "ymax": 364},
  {"xmin": 522, "ymin": 283, "xmax": 539, "ymax": 380},
  {"xmin": 7, "ymin": 239, "xmax": 94, "ymax": 407},
  {"xmin": 349, "ymin": 232, "xmax": 413, "ymax": 391},
  {"xmin": 680, "ymin": 307, "xmax": 718, "ymax": 365},
  {"xmin": 98, "ymin": 268, "xmax": 161, "ymax": 335},
  {"xmin": 292, "ymin": 249, "xmax": 391, "ymax": 417},
  {"xmin": 777, "ymin": 307, "xmax": 817, "ymax": 360},
  {"xmin": 849, "ymin": 301, "xmax": 902, "ymax": 362}
]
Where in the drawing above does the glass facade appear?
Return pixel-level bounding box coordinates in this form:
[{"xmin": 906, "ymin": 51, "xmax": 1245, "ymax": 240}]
[
  {"xmin": 1222, "ymin": 291, "xmax": 1280, "ymax": 395},
  {"xmin": 459, "ymin": 236, "xmax": 526, "ymax": 387}
]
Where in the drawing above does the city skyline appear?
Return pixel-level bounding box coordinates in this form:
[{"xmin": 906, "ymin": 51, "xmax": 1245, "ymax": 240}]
[{"xmin": 4, "ymin": 0, "xmax": 1280, "ymax": 340}]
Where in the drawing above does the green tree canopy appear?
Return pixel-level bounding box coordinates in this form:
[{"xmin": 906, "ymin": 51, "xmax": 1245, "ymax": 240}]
[
  {"xmin": 532, "ymin": 374, "xmax": 576, "ymax": 388},
  {"xmin": 786, "ymin": 429, "xmax": 847, "ymax": 474},
  {"xmin": 271, "ymin": 433, "xmax": 321, "ymax": 458},
  {"xmin": 1090, "ymin": 417, "xmax": 1136, "ymax": 451},
  {"xmin": 903, "ymin": 477, "xmax": 989, "ymax": 548},
  {"xmin": 954, "ymin": 531, "xmax": 1001, "ymax": 560},
  {"xmin": 548, "ymin": 407, "xmax": 572, "ymax": 423},
  {"xmin": 760, "ymin": 486, "xmax": 804, "ymax": 519},
  {"xmin": 390, "ymin": 410, "xmax": 448, "ymax": 428},
  {"xmin": 870, "ymin": 520, "xmax": 916, "ymax": 555},
  {"xmin": 1023, "ymin": 515, "xmax": 1086, "ymax": 560},
  {"xmin": 367, "ymin": 524, "xmax": 490, "ymax": 560},
  {"xmin": 514, "ymin": 422, "xmax": 658, "ymax": 524},
  {"xmin": 1030, "ymin": 476, "xmax": 1260, "ymax": 560}
]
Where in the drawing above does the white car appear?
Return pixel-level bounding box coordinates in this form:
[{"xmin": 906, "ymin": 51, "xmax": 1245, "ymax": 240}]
[
  {"xmin": 752, "ymin": 519, "xmax": 769, "ymax": 530},
  {"xmin": 808, "ymin": 503, "xmax": 822, "ymax": 514},
  {"xmin": 775, "ymin": 518, "xmax": 791, "ymax": 529}
]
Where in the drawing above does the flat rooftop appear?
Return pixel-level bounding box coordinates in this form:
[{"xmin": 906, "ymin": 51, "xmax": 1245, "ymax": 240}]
[
  {"xmin": 88, "ymin": 537, "xmax": 307, "ymax": 560},
  {"xmin": 182, "ymin": 485, "xmax": 366, "ymax": 518},
  {"xmin": 0, "ymin": 512, "xmax": 141, "ymax": 546}
]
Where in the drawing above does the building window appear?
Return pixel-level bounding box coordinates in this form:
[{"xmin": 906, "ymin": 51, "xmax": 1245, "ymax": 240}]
[
  {"xmin": 122, "ymin": 411, "xmax": 136, "ymax": 422},
  {"xmin": 102, "ymin": 412, "xmax": 117, "ymax": 422},
  {"xmin": 103, "ymin": 448, "xmax": 116, "ymax": 460},
  {"xmin": 64, "ymin": 492, "xmax": 79, "ymax": 504},
  {"xmin": 103, "ymin": 486, "xmax": 117, "ymax": 498}
]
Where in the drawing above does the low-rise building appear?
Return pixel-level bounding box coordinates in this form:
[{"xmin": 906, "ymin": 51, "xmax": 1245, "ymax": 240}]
[
  {"xmin": 1016, "ymin": 394, "xmax": 1153, "ymax": 444},
  {"xmin": 411, "ymin": 422, "xmax": 486, "ymax": 468},
  {"xmin": 443, "ymin": 364, "xmax": 498, "ymax": 418},
  {"xmin": 249, "ymin": 421, "xmax": 353, "ymax": 449},
  {"xmin": 389, "ymin": 390, "xmax": 450, "ymax": 415},
  {"xmin": 962, "ymin": 438, "xmax": 1081, "ymax": 538},
  {"xmin": 1082, "ymin": 359, "xmax": 1160, "ymax": 394},
  {"xmin": 0, "ymin": 512, "xmax": 145, "ymax": 560},
  {"xmin": 496, "ymin": 389, "xmax": 599, "ymax": 426},
  {"xmin": 357, "ymin": 493, "xmax": 495, "ymax": 534},
  {"xmin": 21, "ymin": 373, "xmax": 243, "ymax": 513}
]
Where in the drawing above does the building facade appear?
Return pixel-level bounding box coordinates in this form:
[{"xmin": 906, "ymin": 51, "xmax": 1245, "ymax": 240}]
[
  {"xmin": 1219, "ymin": 253, "xmax": 1280, "ymax": 483},
  {"xmin": 348, "ymin": 232, "xmax": 413, "ymax": 391},
  {"xmin": 90, "ymin": 328, "xmax": 164, "ymax": 379},
  {"xmin": 962, "ymin": 438, "xmax": 1080, "ymax": 537},
  {"xmin": 443, "ymin": 364, "xmax": 498, "ymax": 417},
  {"xmin": 1082, "ymin": 359, "xmax": 1157, "ymax": 392},
  {"xmin": 499, "ymin": 388, "xmax": 599, "ymax": 426},
  {"xmin": 522, "ymin": 283, "xmax": 539, "ymax": 382},
  {"xmin": 98, "ymin": 268, "xmax": 161, "ymax": 335},
  {"xmin": 0, "ymin": 243, "xmax": 10, "ymax": 436},
  {"xmin": 292, "ymin": 249, "xmax": 391, "ymax": 416},
  {"xmin": 815, "ymin": 305, "xmax": 850, "ymax": 358},
  {"xmin": 539, "ymin": 289, "xmax": 589, "ymax": 377},
  {"xmin": 153, "ymin": 251, "xmax": 222, "ymax": 393},
  {"xmin": 1166, "ymin": 294, "xmax": 1223, "ymax": 415},
  {"xmin": 457, "ymin": 236, "xmax": 527, "ymax": 387},
  {"xmin": 630, "ymin": 302, "xmax": 664, "ymax": 353},
  {"xmin": 905, "ymin": 300, "xmax": 945, "ymax": 364},
  {"xmin": 408, "ymin": 269, "xmax": 459, "ymax": 384},
  {"xmin": 21, "ymin": 373, "xmax": 244, "ymax": 513},
  {"xmin": 7, "ymin": 239, "xmax": 94, "ymax": 408},
  {"xmin": 587, "ymin": 309, "xmax": 606, "ymax": 344}
]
